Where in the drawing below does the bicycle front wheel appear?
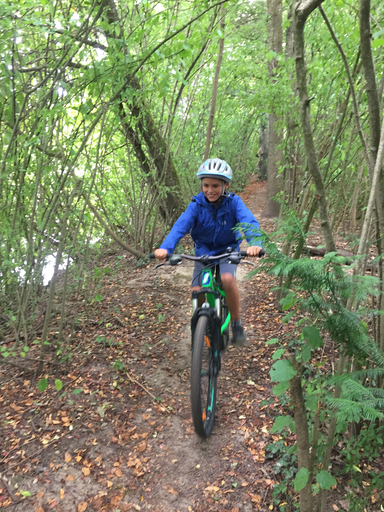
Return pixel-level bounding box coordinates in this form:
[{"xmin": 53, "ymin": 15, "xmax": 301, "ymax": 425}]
[{"xmin": 191, "ymin": 315, "xmax": 217, "ymax": 439}]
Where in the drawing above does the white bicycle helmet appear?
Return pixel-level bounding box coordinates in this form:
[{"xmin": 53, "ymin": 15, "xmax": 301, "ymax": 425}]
[{"xmin": 196, "ymin": 158, "xmax": 233, "ymax": 183}]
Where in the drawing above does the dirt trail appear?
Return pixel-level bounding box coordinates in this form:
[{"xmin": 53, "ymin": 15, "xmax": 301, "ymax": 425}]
[{"xmin": 1, "ymin": 180, "xmax": 284, "ymax": 512}]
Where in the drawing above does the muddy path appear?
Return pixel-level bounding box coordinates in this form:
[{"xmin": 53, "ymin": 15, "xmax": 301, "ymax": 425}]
[{"xmin": 1, "ymin": 180, "xmax": 287, "ymax": 512}]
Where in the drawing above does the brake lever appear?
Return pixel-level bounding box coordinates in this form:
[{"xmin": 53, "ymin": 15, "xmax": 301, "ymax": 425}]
[
  {"xmin": 239, "ymin": 260, "xmax": 256, "ymax": 267},
  {"xmin": 154, "ymin": 262, "xmax": 168, "ymax": 269},
  {"xmin": 154, "ymin": 259, "xmax": 182, "ymax": 269}
]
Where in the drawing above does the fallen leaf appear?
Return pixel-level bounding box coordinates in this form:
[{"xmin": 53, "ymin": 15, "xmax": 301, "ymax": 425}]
[
  {"xmin": 332, "ymin": 506, "xmax": 339, "ymax": 512},
  {"xmin": 60, "ymin": 489, "xmax": 65, "ymax": 499},
  {"xmin": 35, "ymin": 508, "xmax": 45, "ymax": 512},
  {"xmin": 82, "ymin": 467, "xmax": 90, "ymax": 476},
  {"xmin": 110, "ymin": 494, "xmax": 123, "ymax": 507},
  {"xmin": 119, "ymin": 504, "xmax": 132, "ymax": 512},
  {"xmin": 65, "ymin": 452, "xmax": 72, "ymax": 463},
  {"xmin": 115, "ymin": 468, "xmax": 123, "ymax": 477},
  {"xmin": 168, "ymin": 487, "xmax": 178, "ymax": 495},
  {"xmin": 66, "ymin": 475, "xmax": 75, "ymax": 482},
  {"xmin": 205, "ymin": 485, "xmax": 220, "ymax": 493},
  {"xmin": 138, "ymin": 440, "xmax": 147, "ymax": 453},
  {"xmin": 78, "ymin": 503, "xmax": 88, "ymax": 512},
  {"xmin": 142, "ymin": 414, "xmax": 150, "ymax": 420},
  {"xmin": 107, "ymin": 481, "xmax": 113, "ymax": 488}
]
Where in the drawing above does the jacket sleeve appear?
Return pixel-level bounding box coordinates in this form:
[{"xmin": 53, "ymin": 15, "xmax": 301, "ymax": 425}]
[
  {"xmin": 160, "ymin": 201, "xmax": 198, "ymax": 253},
  {"xmin": 234, "ymin": 196, "xmax": 262, "ymax": 246}
]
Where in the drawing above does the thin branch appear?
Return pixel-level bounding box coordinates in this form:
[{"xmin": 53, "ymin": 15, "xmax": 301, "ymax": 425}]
[
  {"xmin": 319, "ymin": 6, "xmax": 370, "ymax": 171},
  {"xmin": 130, "ymin": 0, "xmax": 229, "ymax": 77},
  {"xmin": 125, "ymin": 371, "xmax": 166, "ymax": 412}
]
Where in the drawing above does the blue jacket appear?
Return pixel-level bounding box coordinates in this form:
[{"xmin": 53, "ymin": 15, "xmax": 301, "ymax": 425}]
[{"xmin": 160, "ymin": 192, "xmax": 261, "ymax": 256}]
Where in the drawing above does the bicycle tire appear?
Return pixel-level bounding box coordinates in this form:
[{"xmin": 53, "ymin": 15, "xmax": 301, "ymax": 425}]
[{"xmin": 191, "ymin": 315, "xmax": 217, "ymax": 439}]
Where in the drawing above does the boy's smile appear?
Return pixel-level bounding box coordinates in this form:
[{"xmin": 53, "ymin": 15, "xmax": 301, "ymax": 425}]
[{"xmin": 201, "ymin": 177, "xmax": 229, "ymax": 203}]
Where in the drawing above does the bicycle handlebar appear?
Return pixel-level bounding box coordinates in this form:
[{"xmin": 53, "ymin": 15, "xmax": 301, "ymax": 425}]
[{"xmin": 149, "ymin": 249, "xmax": 265, "ymax": 262}]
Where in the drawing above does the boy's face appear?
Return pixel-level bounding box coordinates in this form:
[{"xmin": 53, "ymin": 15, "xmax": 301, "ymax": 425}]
[{"xmin": 201, "ymin": 177, "xmax": 229, "ymax": 202}]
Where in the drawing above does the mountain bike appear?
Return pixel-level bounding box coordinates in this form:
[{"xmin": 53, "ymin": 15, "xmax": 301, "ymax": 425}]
[{"xmin": 150, "ymin": 248, "xmax": 264, "ymax": 439}]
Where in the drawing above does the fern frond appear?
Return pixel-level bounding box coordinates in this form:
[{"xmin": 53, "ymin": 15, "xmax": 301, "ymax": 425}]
[
  {"xmin": 339, "ymin": 379, "xmax": 376, "ymax": 401},
  {"xmin": 330, "ymin": 368, "xmax": 384, "ymax": 385},
  {"xmin": 359, "ymin": 337, "xmax": 384, "ymax": 367},
  {"xmin": 325, "ymin": 398, "xmax": 384, "ymax": 422}
]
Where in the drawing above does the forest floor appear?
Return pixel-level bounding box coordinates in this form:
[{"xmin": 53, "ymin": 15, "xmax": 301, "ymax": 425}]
[{"xmin": 0, "ymin": 179, "xmax": 381, "ymax": 512}]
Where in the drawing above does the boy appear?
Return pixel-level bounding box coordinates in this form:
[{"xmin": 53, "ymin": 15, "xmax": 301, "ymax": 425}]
[{"xmin": 154, "ymin": 158, "xmax": 262, "ymax": 346}]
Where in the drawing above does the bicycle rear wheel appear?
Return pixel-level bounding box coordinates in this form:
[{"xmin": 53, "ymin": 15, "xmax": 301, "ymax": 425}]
[{"xmin": 191, "ymin": 315, "xmax": 217, "ymax": 439}]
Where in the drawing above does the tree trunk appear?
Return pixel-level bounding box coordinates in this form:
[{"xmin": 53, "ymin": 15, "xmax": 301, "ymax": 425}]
[
  {"xmin": 204, "ymin": 10, "xmax": 225, "ymax": 160},
  {"xmin": 105, "ymin": 0, "xmax": 184, "ymax": 223},
  {"xmin": 289, "ymin": 358, "xmax": 312, "ymax": 512},
  {"xmin": 359, "ymin": 0, "xmax": 381, "ymax": 175},
  {"xmin": 258, "ymin": 118, "xmax": 268, "ymax": 180},
  {"xmin": 293, "ymin": 0, "xmax": 336, "ymax": 253},
  {"xmin": 350, "ymin": 165, "xmax": 364, "ymax": 230},
  {"xmin": 359, "ymin": 0, "xmax": 384, "ymax": 254},
  {"xmin": 262, "ymin": 0, "xmax": 283, "ymax": 218}
]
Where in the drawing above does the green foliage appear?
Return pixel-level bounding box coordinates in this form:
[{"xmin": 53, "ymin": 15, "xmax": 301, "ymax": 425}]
[
  {"xmin": 37, "ymin": 378, "xmax": 48, "ymax": 392},
  {"xmin": 157, "ymin": 313, "xmax": 166, "ymax": 323},
  {"xmin": 316, "ymin": 470, "xmax": 336, "ymax": 490},
  {"xmin": 37, "ymin": 378, "xmax": 63, "ymax": 393},
  {"xmin": 270, "ymin": 359, "xmax": 297, "ymax": 382},
  {"xmin": 294, "ymin": 467, "xmax": 310, "ymax": 492},
  {"xmin": 339, "ymin": 425, "xmax": 384, "ymax": 478},
  {"xmin": 266, "ymin": 439, "xmax": 297, "ymax": 510},
  {"xmin": 302, "ymin": 327, "xmax": 323, "ymax": 348},
  {"xmin": 55, "ymin": 379, "xmax": 63, "ymax": 392},
  {"xmin": 260, "ymin": 224, "xmax": 384, "ymax": 507}
]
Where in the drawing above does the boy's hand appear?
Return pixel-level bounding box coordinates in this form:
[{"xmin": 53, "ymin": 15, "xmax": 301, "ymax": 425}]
[
  {"xmin": 154, "ymin": 249, "xmax": 168, "ymax": 261},
  {"xmin": 246, "ymin": 246, "xmax": 262, "ymax": 257}
]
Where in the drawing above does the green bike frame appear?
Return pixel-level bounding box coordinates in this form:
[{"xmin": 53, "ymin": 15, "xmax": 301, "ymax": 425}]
[{"xmin": 192, "ymin": 268, "xmax": 231, "ymax": 336}]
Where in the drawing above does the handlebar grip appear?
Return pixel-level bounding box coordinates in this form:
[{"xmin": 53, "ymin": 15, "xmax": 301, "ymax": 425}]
[
  {"xmin": 149, "ymin": 253, "xmax": 171, "ymax": 260},
  {"xmin": 240, "ymin": 249, "xmax": 265, "ymax": 257}
]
